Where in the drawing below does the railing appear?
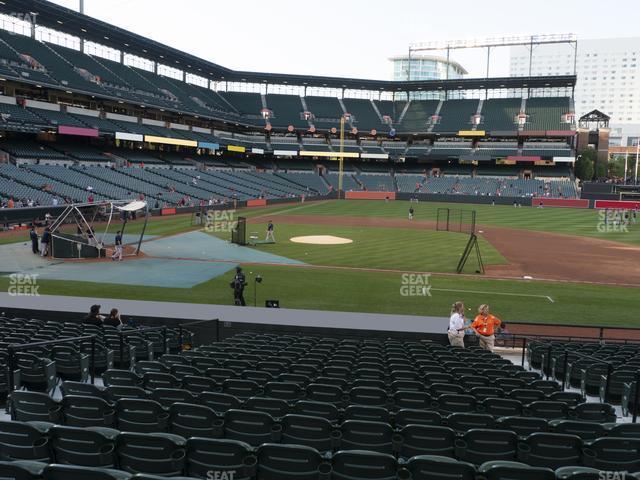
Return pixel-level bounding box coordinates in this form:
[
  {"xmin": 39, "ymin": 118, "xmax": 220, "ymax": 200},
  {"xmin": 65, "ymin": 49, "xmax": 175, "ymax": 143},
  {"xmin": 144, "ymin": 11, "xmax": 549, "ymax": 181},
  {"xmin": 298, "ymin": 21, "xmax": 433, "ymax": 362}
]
[
  {"xmin": 177, "ymin": 318, "xmax": 219, "ymax": 348},
  {"xmin": 7, "ymin": 334, "xmax": 98, "ymax": 391}
]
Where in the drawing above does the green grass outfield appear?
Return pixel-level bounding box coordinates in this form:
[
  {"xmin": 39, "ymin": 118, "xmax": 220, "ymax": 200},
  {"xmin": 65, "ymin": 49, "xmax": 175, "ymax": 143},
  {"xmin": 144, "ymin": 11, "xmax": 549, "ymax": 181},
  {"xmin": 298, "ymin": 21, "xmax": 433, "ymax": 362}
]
[
  {"xmin": 1, "ymin": 201, "xmax": 639, "ymax": 327},
  {"xmin": 240, "ymin": 200, "xmax": 640, "ymax": 245},
  {"xmin": 0, "ymin": 264, "xmax": 637, "ymax": 325}
]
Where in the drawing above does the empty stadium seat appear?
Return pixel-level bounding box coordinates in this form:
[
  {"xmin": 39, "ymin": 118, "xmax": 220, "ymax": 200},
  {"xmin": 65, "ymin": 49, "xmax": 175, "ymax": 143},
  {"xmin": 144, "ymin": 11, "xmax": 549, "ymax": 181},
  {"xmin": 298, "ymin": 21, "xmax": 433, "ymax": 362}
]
[
  {"xmin": 256, "ymin": 443, "xmax": 329, "ymax": 480},
  {"xmin": 478, "ymin": 460, "xmax": 555, "ymax": 480},
  {"xmin": 517, "ymin": 432, "xmax": 582, "ymax": 469},
  {"xmin": 0, "ymin": 420, "xmax": 51, "ymax": 462},
  {"xmin": 116, "ymin": 432, "xmax": 186, "ymax": 476},
  {"xmin": 9, "ymin": 391, "xmax": 62, "ymax": 423},
  {"xmin": 220, "ymin": 409, "xmax": 281, "ymax": 446},
  {"xmin": 61, "ymin": 395, "xmax": 115, "ymax": 428},
  {"xmin": 185, "ymin": 437, "xmax": 254, "ymax": 480},
  {"xmin": 49, "ymin": 425, "xmax": 118, "ymax": 468},
  {"xmin": 115, "ymin": 399, "xmax": 169, "ymax": 433},
  {"xmin": 330, "ymin": 450, "xmax": 398, "ymax": 480}
]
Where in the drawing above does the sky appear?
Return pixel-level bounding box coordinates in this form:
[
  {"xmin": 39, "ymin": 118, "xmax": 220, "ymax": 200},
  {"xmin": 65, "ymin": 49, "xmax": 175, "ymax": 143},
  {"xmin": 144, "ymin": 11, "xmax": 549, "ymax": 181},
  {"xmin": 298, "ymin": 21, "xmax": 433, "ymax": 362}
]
[{"xmin": 45, "ymin": 0, "xmax": 640, "ymax": 80}]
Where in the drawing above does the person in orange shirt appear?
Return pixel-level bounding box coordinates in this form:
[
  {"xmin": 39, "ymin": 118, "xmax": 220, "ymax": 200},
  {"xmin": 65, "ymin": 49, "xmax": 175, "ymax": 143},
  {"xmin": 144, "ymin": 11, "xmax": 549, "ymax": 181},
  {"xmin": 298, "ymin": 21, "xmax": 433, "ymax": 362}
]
[{"xmin": 471, "ymin": 304, "xmax": 502, "ymax": 351}]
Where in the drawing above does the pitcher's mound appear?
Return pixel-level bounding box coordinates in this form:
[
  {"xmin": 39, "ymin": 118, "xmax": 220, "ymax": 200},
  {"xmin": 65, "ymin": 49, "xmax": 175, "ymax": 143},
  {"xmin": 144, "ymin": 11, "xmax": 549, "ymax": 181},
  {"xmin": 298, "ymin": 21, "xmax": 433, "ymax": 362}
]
[{"xmin": 290, "ymin": 235, "xmax": 353, "ymax": 245}]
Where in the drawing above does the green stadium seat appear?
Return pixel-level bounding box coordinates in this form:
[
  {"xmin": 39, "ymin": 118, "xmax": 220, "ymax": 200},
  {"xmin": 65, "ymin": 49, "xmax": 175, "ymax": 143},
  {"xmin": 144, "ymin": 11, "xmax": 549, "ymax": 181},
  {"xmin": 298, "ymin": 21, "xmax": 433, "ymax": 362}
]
[
  {"xmin": 582, "ymin": 437, "xmax": 640, "ymax": 472},
  {"xmin": 548, "ymin": 392, "xmax": 585, "ymax": 408},
  {"xmin": 168, "ymin": 403, "xmax": 219, "ymax": 438},
  {"xmin": 264, "ymin": 381, "xmax": 304, "ymax": 402},
  {"xmin": 339, "ymin": 420, "xmax": 397, "ymax": 455},
  {"xmin": 9, "ymin": 391, "xmax": 61, "ymax": 423},
  {"xmin": 16, "ymin": 354, "xmax": 57, "ymax": 393},
  {"xmin": 51, "ymin": 346, "xmax": 89, "ymax": 382},
  {"xmin": 0, "ymin": 460, "xmax": 47, "ymax": 480},
  {"xmin": 116, "ymin": 432, "xmax": 186, "ymax": 476},
  {"xmin": 570, "ymin": 403, "xmax": 617, "ymax": 423},
  {"xmin": 306, "ymin": 383, "xmax": 346, "ymax": 405},
  {"xmin": 256, "ymin": 443, "xmax": 329, "ymax": 480},
  {"xmin": 344, "ymin": 405, "xmax": 392, "ymax": 423},
  {"xmin": 102, "ymin": 370, "xmax": 142, "ymax": 388},
  {"xmin": 446, "ymin": 413, "xmax": 495, "ymax": 432},
  {"xmin": 198, "ymin": 392, "xmax": 242, "ymax": 414},
  {"xmin": 222, "ymin": 379, "xmax": 262, "ymax": 400},
  {"xmin": 61, "ymin": 395, "xmax": 115, "ymax": 428},
  {"xmin": 243, "ymin": 396, "xmax": 290, "ymax": 418},
  {"xmin": 142, "ymin": 372, "xmax": 180, "ymax": 390},
  {"xmin": 185, "ymin": 437, "xmax": 254, "ymax": 480},
  {"xmin": 548, "ymin": 419, "xmax": 607, "ymax": 441},
  {"xmin": 603, "ymin": 422, "xmax": 640, "ymax": 438},
  {"xmin": 517, "ymin": 432, "xmax": 582, "ymax": 469},
  {"xmin": 394, "ymin": 409, "xmax": 442, "ymax": 427},
  {"xmin": 455, "ymin": 429, "xmax": 519, "ymax": 464},
  {"xmin": 150, "ymin": 388, "xmax": 196, "ymax": 409},
  {"xmin": 555, "ymin": 466, "xmax": 614, "ymax": 480},
  {"xmin": 524, "ymin": 401, "xmax": 569, "ymax": 420},
  {"xmin": 478, "ymin": 460, "xmax": 555, "ymax": 480},
  {"xmin": 0, "ymin": 420, "xmax": 51, "ymax": 462},
  {"xmin": 49, "ymin": 425, "xmax": 118, "ymax": 468},
  {"xmin": 496, "ymin": 417, "xmax": 549, "ymax": 437},
  {"xmin": 293, "ymin": 400, "xmax": 340, "ymax": 423},
  {"xmin": 479, "ymin": 398, "xmax": 524, "ymax": 417},
  {"xmin": 60, "ymin": 381, "xmax": 106, "ymax": 400},
  {"xmin": 115, "ymin": 399, "xmax": 169, "ymax": 433},
  {"xmin": 169, "ymin": 365, "xmax": 201, "ymax": 381},
  {"xmin": 397, "ymin": 424, "xmax": 456, "ymax": 459},
  {"xmin": 434, "ymin": 394, "xmax": 477, "ymax": 415},
  {"xmin": 330, "ymin": 450, "xmax": 398, "ymax": 480},
  {"xmin": 403, "ymin": 455, "xmax": 475, "ymax": 480},
  {"xmin": 181, "ymin": 375, "xmax": 219, "ymax": 393},
  {"xmin": 105, "ymin": 386, "xmax": 150, "ymax": 403},
  {"xmin": 221, "ymin": 409, "xmax": 281, "ymax": 446},
  {"xmin": 280, "ymin": 414, "xmax": 339, "ymax": 453}
]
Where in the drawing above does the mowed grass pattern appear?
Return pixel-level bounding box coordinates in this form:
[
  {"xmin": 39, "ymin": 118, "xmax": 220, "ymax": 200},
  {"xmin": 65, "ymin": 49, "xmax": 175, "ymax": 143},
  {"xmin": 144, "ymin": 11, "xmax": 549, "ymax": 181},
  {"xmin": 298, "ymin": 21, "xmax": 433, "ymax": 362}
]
[
  {"xmin": 0, "ymin": 264, "xmax": 637, "ymax": 325},
  {"xmin": 242, "ymin": 200, "xmax": 640, "ymax": 245},
  {"xmin": 212, "ymin": 223, "xmax": 505, "ymax": 273}
]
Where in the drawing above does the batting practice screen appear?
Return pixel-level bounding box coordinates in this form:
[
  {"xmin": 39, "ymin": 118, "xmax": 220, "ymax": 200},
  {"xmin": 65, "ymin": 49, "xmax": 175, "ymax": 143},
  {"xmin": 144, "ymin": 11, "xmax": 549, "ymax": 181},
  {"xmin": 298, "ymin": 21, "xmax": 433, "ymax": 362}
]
[
  {"xmin": 231, "ymin": 216, "xmax": 246, "ymax": 245},
  {"xmin": 436, "ymin": 208, "xmax": 476, "ymax": 235}
]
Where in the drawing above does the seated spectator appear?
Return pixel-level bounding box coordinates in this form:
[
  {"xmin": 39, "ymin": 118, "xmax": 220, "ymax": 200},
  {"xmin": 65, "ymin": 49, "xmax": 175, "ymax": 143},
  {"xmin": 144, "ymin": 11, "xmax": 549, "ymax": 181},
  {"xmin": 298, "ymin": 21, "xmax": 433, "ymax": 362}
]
[
  {"xmin": 103, "ymin": 308, "xmax": 123, "ymax": 329},
  {"xmin": 83, "ymin": 304, "xmax": 104, "ymax": 326}
]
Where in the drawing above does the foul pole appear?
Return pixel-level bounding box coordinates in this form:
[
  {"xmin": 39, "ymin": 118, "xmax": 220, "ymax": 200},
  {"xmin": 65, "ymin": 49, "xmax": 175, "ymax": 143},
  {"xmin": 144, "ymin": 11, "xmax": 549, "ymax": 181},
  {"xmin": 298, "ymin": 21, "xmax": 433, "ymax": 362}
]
[{"xmin": 338, "ymin": 115, "xmax": 345, "ymax": 199}]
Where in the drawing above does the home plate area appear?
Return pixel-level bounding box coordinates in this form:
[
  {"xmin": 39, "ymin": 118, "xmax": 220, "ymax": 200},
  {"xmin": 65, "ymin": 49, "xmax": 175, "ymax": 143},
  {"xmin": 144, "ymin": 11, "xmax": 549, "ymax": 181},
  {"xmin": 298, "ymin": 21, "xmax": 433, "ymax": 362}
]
[{"xmin": 289, "ymin": 235, "xmax": 354, "ymax": 245}]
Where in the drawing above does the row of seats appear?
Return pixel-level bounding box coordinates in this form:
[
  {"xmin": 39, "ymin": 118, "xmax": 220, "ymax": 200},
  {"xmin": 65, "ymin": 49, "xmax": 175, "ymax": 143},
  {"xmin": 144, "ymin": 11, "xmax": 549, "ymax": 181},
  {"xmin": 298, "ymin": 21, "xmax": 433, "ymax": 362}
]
[{"xmin": 1, "ymin": 420, "xmax": 640, "ymax": 479}]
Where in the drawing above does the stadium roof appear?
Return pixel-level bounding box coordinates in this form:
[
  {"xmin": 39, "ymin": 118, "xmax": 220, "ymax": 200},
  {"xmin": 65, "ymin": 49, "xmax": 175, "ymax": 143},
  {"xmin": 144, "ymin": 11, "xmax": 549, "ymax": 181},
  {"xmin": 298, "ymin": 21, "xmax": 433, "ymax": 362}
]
[{"xmin": 1, "ymin": 0, "xmax": 576, "ymax": 92}]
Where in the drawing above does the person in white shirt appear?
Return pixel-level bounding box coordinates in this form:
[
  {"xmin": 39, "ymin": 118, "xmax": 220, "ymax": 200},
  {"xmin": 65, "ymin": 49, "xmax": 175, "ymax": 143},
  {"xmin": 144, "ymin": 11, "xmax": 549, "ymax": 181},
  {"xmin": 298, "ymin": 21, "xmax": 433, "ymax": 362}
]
[{"xmin": 448, "ymin": 301, "xmax": 467, "ymax": 348}]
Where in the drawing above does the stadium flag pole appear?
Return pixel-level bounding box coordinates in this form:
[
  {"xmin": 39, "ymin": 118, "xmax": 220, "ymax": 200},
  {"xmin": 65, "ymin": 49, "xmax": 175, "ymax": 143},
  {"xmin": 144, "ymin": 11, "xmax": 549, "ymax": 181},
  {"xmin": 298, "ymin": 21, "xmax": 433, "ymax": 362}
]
[
  {"xmin": 339, "ymin": 115, "xmax": 345, "ymax": 198},
  {"xmin": 624, "ymin": 152, "xmax": 628, "ymax": 184}
]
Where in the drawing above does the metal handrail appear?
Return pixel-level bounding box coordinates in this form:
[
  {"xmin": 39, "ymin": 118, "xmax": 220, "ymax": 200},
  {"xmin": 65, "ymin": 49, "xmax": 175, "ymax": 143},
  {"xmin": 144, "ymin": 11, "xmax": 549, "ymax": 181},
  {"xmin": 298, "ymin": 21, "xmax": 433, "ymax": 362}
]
[{"xmin": 7, "ymin": 334, "xmax": 98, "ymax": 390}]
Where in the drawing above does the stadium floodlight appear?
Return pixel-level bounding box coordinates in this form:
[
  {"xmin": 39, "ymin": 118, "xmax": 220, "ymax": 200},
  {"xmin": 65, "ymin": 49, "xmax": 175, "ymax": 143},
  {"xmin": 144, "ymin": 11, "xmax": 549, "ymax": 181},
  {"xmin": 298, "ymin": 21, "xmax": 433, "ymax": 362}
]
[
  {"xmin": 409, "ymin": 34, "xmax": 577, "ymax": 51},
  {"xmin": 407, "ymin": 33, "xmax": 578, "ymax": 81}
]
